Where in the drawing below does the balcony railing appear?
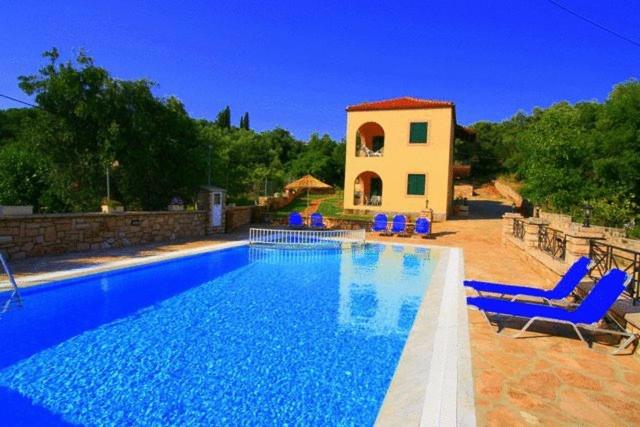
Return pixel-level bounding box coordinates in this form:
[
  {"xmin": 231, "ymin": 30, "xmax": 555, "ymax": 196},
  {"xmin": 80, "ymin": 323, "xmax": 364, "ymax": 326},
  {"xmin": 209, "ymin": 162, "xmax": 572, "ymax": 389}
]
[
  {"xmin": 512, "ymin": 219, "xmax": 525, "ymax": 240},
  {"xmin": 589, "ymin": 240, "xmax": 640, "ymax": 305},
  {"xmin": 538, "ymin": 225, "xmax": 566, "ymax": 260},
  {"xmin": 356, "ymin": 146, "xmax": 384, "ymax": 157},
  {"xmin": 353, "ymin": 193, "xmax": 382, "ymax": 206}
]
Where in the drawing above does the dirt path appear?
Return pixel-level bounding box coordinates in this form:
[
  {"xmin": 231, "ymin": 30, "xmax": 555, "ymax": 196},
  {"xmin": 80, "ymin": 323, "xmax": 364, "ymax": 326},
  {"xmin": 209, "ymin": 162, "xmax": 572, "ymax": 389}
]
[{"xmin": 301, "ymin": 195, "xmax": 331, "ymax": 216}]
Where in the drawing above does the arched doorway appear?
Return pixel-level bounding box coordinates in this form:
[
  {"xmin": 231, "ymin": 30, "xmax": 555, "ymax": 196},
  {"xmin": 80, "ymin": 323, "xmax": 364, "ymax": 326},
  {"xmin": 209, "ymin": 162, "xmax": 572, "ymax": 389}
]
[
  {"xmin": 355, "ymin": 122, "xmax": 385, "ymax": 157},
  {"xmin": 354, "ymin": 171, "xmax": 383, "ymax": 206}
]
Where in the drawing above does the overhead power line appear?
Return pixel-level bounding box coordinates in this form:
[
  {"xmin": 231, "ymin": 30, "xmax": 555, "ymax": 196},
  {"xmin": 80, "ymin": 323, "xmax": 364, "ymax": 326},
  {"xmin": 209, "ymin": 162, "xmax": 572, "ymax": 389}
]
[
  {"xmin": 545, "ymin": 0, "xmax": 640, "ymax": 49},
  {"xmin": 0, "ymin": 93, "xmax": 38, "ymax": 108}
]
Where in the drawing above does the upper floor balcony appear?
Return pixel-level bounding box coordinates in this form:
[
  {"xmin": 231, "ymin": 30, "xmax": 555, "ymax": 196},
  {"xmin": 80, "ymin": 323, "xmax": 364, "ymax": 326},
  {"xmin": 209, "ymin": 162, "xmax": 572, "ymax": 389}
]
[{"xmin": 355, "ymin": 122, "xmax": 384, "ymax": 157}]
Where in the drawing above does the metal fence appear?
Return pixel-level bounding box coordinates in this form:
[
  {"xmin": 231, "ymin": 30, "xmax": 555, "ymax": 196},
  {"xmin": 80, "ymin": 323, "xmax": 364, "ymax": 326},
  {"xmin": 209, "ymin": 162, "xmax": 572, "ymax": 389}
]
[
  {"xmin": 589, "ymin": 240, "xmax": 640, "ymax": 305},
  {"xmin": 249, "ymin": 228, "xmax": 366, "ymax": 248},
  {"xmin": 538, "ymin": 225, "xmax": 567, "ymax": 260},
  {"xmin": 512, "ymin": 219, "xmax": 525, "ymax": 240}
]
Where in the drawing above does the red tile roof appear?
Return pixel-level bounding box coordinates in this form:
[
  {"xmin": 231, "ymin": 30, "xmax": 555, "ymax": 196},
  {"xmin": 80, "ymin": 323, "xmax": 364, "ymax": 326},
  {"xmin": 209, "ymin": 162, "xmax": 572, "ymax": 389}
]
[{"xmin": 346, "ymin": 97, "xmax": 454, "ymax": 112}]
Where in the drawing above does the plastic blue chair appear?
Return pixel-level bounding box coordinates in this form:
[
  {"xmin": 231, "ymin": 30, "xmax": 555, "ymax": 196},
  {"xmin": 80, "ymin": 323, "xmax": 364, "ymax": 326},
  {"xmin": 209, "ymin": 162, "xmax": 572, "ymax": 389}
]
[
  {"xmin": 464, "ymin": 256, "xmax": 592, "ymax": 303},
  {"xmin": 390, "ymin": 215, "xmax": 408, "ymax": 236},
  {"xmin": 371, "ymin": 213, "xmax": 389, "ymax": 233},
  {"xmin": 414, "ymin": 217, "xmax": 431, "ymax": 237},
  {"xmin": 288, "ymin": 212, "xmax": 304, "ymax": 229},
  {"xmin": 467, "ymin": 269, "xmax": 637, "ymax": 354},
  {"xmin": 310, "ymin": 213, "xmax": 326, "ymax": 229}
]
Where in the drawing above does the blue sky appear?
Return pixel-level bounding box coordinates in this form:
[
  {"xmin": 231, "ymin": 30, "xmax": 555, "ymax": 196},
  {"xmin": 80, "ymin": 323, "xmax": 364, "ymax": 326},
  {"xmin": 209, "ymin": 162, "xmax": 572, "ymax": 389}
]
[{"xmin": 1, "ymin": 1, "xmax": 639, "ymax": 140}]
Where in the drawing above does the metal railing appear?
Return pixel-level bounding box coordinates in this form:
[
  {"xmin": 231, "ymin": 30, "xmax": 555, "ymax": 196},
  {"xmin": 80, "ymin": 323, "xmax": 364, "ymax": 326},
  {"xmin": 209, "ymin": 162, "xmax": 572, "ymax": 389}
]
[
  {"xmin": 538, "ymin": 225, "xmax": 567, "ymax": 260},
  {"xmin": 249, "ymin": 228, "xmax": 366, "ymax": 248},
  {"xmin": 0, "ymin": 253, "xmax": 22, "ymax": 315},
  {"xmin": 589, "ymin": 240, "xmax": 640, "ymax": 305},
  {"xmin": 512, "ymin": 219, "xmax": 525, "ymax": 240}
]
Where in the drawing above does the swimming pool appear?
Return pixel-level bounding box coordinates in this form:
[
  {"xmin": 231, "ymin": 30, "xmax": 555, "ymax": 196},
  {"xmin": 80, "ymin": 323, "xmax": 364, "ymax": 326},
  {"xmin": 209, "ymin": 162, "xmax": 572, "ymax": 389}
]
[{"xmin": 0, "ymin": 242, "xmax": 457, "ymax": 426}]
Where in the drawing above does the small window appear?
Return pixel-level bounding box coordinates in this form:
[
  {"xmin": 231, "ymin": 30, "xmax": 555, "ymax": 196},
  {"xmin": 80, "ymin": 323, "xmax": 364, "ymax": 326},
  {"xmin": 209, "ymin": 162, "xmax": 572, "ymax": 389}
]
[
  {"xmin": 409, "ymin": 122, "xmax": 428, "ymax": 144},
  {"xmin": 407, "ymin": 174, "xmax": 426, "ymax": 195}
]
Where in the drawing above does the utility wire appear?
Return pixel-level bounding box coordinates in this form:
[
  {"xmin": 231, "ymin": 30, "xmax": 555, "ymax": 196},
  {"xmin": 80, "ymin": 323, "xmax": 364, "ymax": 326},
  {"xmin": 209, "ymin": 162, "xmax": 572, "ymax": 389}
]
[
  {"xmin": 545, "ymin": 0, "xmax": 640, "ymax": 49},
  {"xmin": 0, "ymin": 93, "xmax": 38, "ymax": 108}
]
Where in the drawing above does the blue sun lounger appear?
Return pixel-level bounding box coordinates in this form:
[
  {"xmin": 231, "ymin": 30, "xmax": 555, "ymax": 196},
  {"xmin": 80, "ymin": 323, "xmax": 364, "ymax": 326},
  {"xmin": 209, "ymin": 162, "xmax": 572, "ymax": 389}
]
[
  {"xmin": 464, "ymin": 256, "xmax": 592, "ymax": 303},
  {"xmin": 288, "ymin": 211, "xmax": 304, "ymax": 229},
  {"xmin": 414, "ymin": 217, "xmax": 431, "ymax": 237},
  {"xmin": 371, "ymin": 213, "xmax": 389, "ymax": 234},
  {"xmin": 310, "ymin": 213, "xmax": 326, "ymax": 229},
  {"xmin": 467, "ymin": 269, "xmax": 637, "ymax": 354},
  {"xmin": 390, "ymin": 215, "xmax": 409, "ymax": 236}
]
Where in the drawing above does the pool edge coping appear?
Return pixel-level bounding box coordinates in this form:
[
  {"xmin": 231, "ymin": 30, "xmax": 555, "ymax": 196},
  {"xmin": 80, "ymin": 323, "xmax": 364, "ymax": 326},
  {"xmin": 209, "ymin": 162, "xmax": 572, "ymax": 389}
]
[
  {"xmin": 2, "ymin": 240, "xmax": 249, "ymax": 289},
  {"xmin": 375, "ymin": 244, "xmax": 476, "ymax": 426}
]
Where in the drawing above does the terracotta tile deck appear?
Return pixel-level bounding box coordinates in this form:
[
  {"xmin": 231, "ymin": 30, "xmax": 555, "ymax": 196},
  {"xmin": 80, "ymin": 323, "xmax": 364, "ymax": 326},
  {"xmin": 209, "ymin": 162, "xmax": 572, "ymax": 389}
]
[{"xmin": 8, "ymin": 194, "xmax": 640, "ymax": 426}]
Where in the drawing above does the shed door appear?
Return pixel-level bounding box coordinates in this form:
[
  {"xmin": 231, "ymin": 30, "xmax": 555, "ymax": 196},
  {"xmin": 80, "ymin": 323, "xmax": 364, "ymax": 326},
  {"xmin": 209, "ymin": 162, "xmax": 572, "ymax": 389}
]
[{"xmin": 212, "ymin": 192, "xmax": 223, "ymax": 227}]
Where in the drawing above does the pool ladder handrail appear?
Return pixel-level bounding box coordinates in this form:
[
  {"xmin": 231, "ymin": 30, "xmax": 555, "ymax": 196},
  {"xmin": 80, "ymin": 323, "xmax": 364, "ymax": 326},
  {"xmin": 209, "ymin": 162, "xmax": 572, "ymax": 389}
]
[{"xmin": 0, "ymin": 252, "xmax": 22, "ymax": 315}]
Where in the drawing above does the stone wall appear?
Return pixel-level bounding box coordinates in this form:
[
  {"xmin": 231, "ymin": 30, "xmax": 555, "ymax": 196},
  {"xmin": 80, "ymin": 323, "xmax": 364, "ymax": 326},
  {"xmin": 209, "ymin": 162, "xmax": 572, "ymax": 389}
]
[
  {"xmin": 257, "ymin": 190, "xmax": 304, "ymax": 211},
  {"xmin": 267, "ymin": 215, "xmax": 370, "ymax": 230},
  {"xmin": 0, "ymin": 211, "xmax": 207, "ymax": 260},
  {"xmin": 537, "ymin": 209, "xmax": 628, "ymax": 241},
  {"xmin": 453, "ymin": 184, "xmax": 474, "ymax": 199},
  {"xmin": 494, "ymin": 180, "xmax": 523, "ymax": 206},
  {"xmin": 501, "ymin": 213, "xmax": 640, "ymax": 337},
  {"xmin": 225, "ymin": 206, "xmax": 260, "ymax": 232}
]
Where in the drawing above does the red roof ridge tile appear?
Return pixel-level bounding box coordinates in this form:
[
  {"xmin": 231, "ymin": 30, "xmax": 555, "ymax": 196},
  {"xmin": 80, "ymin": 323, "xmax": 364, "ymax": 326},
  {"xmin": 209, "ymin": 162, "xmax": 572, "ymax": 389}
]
[{"xmin": 346, "ymin": 96, "xmax": 454, "ymax": 112}]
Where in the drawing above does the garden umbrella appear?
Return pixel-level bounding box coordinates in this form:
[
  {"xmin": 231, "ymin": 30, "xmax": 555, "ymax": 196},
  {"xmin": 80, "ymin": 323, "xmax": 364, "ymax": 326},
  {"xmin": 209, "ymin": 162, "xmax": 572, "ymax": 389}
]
[{"xmin": 285, "ymin": 175, "xmax": 333, "ymax": 207}]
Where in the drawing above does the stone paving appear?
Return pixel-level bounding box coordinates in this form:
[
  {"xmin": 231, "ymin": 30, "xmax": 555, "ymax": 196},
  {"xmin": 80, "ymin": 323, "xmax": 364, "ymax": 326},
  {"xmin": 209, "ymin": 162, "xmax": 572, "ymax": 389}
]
[
  {"xmin": 8, "ymin": 191, "xmax": 640, "ymax": 426},
  {"xmin": 368, "ymin": 191, "xmax": 640, "ymax": 426}
]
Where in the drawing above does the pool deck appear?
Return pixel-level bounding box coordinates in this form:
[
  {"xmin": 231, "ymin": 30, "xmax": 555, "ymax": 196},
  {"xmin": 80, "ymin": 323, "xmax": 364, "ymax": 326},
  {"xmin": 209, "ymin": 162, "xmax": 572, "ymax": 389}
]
[{"xmin": 6, "ymin": 195, "xmax": 640, "ymax": 426}]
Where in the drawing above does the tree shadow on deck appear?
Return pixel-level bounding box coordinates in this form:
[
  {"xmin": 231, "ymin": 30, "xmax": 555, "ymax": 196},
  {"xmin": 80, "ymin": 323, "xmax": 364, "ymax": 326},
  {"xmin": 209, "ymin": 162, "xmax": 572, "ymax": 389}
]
[{"xmin": 455, "ymin": 199, "xmax": 512, "ymax": 221}]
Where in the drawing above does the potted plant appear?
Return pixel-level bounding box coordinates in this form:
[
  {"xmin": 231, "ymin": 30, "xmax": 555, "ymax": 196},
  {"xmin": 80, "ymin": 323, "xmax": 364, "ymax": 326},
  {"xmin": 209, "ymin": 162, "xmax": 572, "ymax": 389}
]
[
  {"xmin": 101, "ymin": 198, "xmax": 124, "ymax": 213},
  {"xmin": 168, "ymin": 196, "xmax": 185, "ymax": 211}
]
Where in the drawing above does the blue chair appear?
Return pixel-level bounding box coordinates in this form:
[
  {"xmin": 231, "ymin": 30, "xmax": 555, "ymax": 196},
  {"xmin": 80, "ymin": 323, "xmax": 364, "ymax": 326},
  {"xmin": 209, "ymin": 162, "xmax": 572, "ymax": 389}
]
[
  {"xmin": 390, "ymin": 215, "xmax": 409, "ymax": 236},
  {"xmin": 371, "ymin": 213, "xmax": 389, "ymax": 234},
  {"xmin": 310, "ymin": 213, "xmax": 326, "ymax": 229},
  {"xmin": 288, "ymin": 211, "xmax": 304, "ymax": 229},
  {"xmin": 414, "ymin": 217, "xmax": 431, "ymax": 237},
  {"xmin": 467, "ymin": 269, "xmax": 637, "ymax": 354},
  {"xmin": 464, "ymin": 256, "xmax": 592, "ymax": 304}
]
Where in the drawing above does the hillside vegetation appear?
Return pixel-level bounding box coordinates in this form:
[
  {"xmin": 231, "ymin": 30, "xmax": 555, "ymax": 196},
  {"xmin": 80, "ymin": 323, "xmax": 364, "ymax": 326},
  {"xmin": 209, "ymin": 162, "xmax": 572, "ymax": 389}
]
[
  {"xmin": 456, "ymin": 80, "xmax": 640, "ymax": 231},
  {"xmin": 0, "ymin": 49, "xmax": 345, "ymax": 212}
]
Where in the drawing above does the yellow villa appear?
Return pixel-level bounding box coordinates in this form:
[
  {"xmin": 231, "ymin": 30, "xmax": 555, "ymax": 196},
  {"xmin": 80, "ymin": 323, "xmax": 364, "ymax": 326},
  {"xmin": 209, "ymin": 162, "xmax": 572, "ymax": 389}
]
[{"xmin": 343, "ymin": 97, "xmax": 467, "ymax": 221}]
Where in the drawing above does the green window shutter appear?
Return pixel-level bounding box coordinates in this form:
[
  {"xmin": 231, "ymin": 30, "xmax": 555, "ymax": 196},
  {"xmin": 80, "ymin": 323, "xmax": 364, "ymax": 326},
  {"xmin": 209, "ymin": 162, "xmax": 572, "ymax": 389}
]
[
  {"xmin": 409, "ymin": 122, "xmax": 428, "ymax": 143},
  {"xmin": 407, "ymin": 174, "xmax": 426, "ymax": 195}
]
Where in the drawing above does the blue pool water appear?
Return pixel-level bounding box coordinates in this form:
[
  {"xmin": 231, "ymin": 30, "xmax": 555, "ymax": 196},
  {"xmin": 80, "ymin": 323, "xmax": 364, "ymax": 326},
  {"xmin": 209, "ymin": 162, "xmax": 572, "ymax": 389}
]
[{"xmin": 0, "ymin": 243, "xmax": 435, "ymax": 426}]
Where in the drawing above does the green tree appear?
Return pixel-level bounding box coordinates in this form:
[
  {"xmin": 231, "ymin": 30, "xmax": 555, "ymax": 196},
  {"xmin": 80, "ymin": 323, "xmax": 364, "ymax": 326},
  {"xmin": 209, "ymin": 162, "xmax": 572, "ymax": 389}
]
[
  {"xmin": 239, "ymin": 112, "xmax": 250, "ymax": 130},
  {"xmin": 0, "ymin": 142, "xmax": 51, "ymax": 209},
  {"xmin": 215, "ymin": 106, "xmax": 231, "ymax": 128},
  {"xmin": 17, "ymin": 48, "xmax": 203, "ymax": 211}
]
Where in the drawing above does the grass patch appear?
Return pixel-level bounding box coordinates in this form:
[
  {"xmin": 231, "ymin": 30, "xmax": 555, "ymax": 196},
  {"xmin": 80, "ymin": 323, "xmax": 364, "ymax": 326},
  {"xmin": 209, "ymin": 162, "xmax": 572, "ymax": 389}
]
[
  {"xmin": 272, "ymin": 191, "xmax": 371, "ymax": 222},
  {"xmin": 274, "ymin": 193, "xmax": 326, "ymax": 214}
]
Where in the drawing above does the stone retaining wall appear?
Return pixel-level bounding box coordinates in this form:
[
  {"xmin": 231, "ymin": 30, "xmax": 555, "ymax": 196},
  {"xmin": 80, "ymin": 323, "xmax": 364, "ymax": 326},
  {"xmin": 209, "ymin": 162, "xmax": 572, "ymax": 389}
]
[
  {"xmin": 0, "ymin": 211, "xmax": 207, "ymax": 260},
  {"xmin": 225, "ymin": 206, "xmax": 260, "ymax": 232},
  {"xmin": 494, "ymin": 180, "xmax": 523, "ymax": 206},
  {"xmin": 257, "ymin": 190, "xmax": 304, "ymax": 211},
  {"xmin": 454, "ymin": 184, "xmax": 474, "ymax": 199},
  {"xmin": 501, "ymin": 213, "xmax": 640, "ymax": 339},
  {"xmin": 267, "ymin": 215, "xmax": 370, "ymax": 230}
]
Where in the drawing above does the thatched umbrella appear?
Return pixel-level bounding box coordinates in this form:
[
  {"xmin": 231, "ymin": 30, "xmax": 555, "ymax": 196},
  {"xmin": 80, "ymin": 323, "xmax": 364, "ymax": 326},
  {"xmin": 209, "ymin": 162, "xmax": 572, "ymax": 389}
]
[{"xmin": 285, "ymin": 174, "xmax": 333, "ymax": 207}]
